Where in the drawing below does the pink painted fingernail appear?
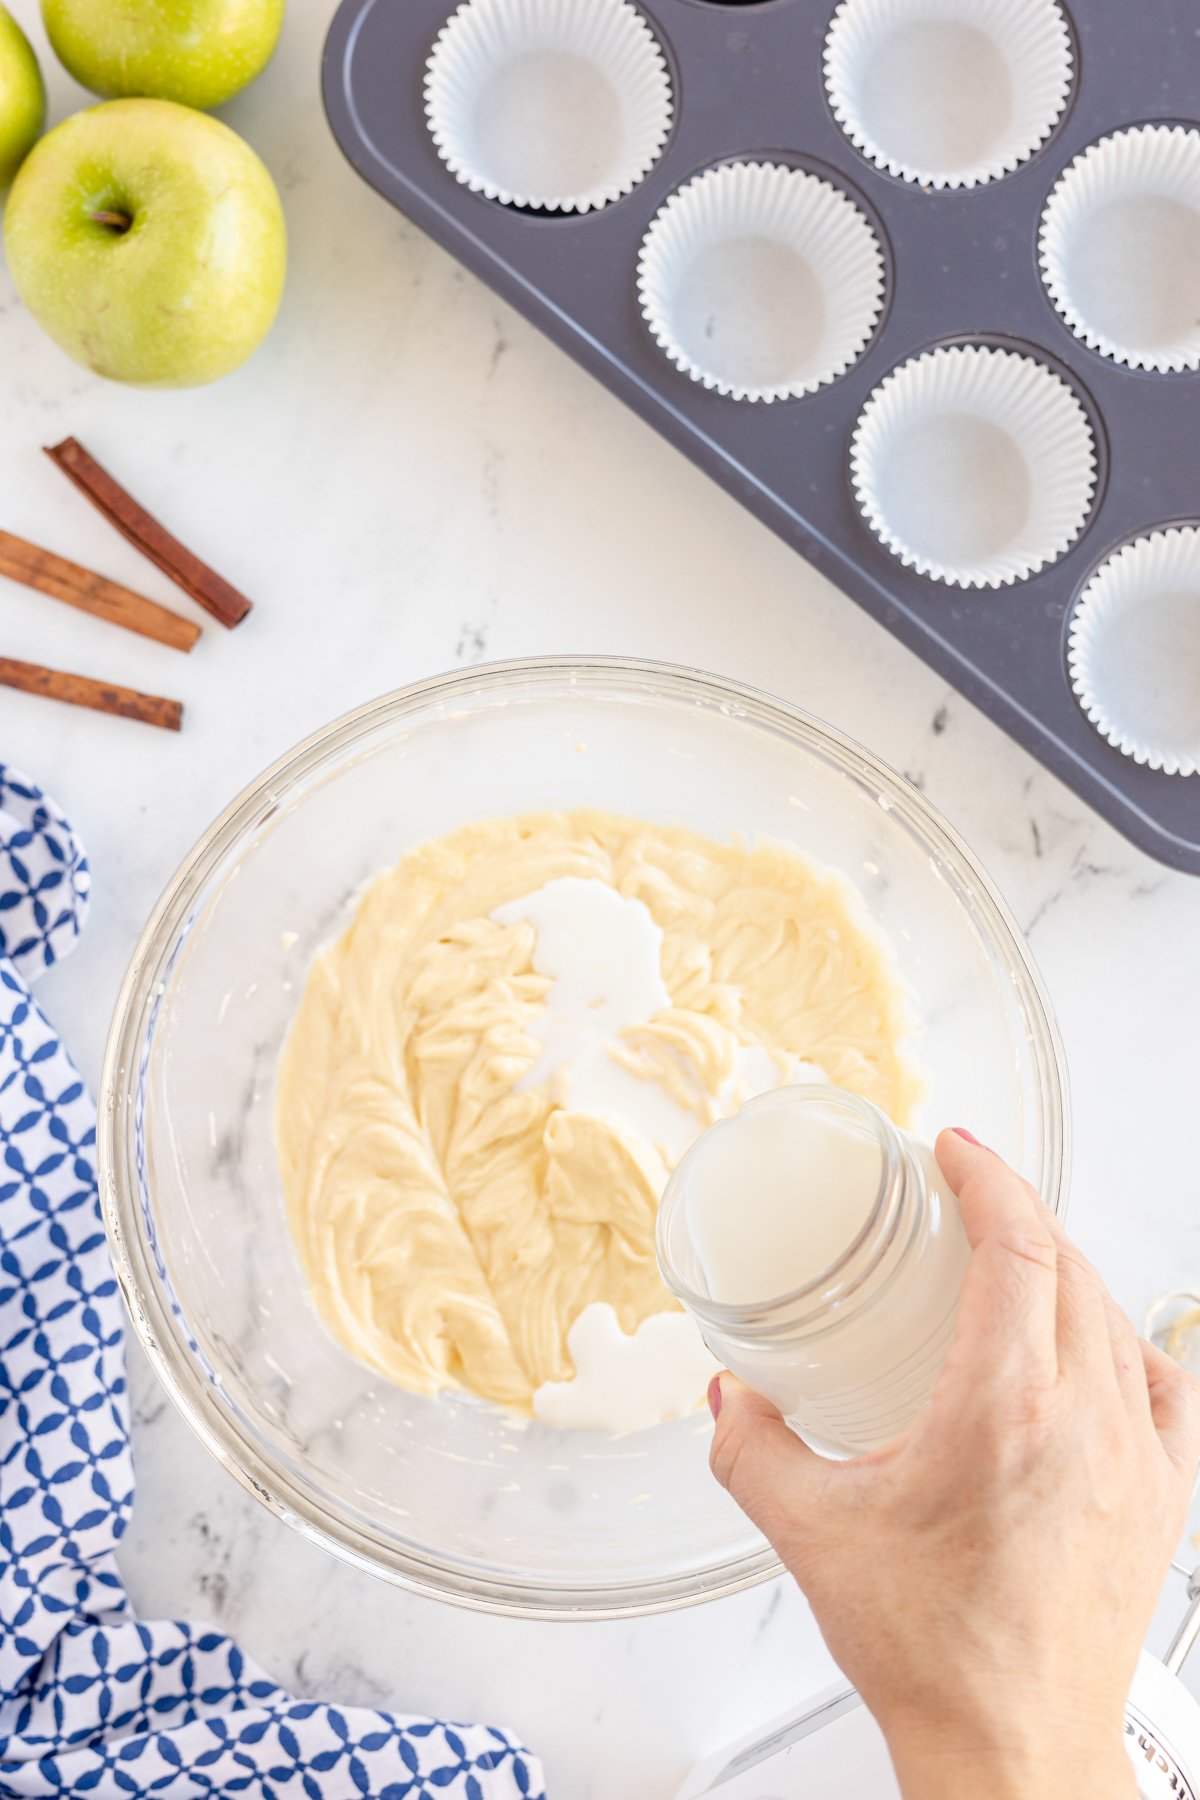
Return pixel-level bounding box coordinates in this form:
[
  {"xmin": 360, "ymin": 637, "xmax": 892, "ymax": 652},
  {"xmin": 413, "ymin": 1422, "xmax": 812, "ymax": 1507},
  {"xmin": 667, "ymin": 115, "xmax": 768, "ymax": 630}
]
[
  {"xmin": 953, "ymin": 1127, "xmax": 982, "ymax": 1145},
  {"xmin": 707, "ymin": 1375, "xmax": 723, "ymax": 1420}
]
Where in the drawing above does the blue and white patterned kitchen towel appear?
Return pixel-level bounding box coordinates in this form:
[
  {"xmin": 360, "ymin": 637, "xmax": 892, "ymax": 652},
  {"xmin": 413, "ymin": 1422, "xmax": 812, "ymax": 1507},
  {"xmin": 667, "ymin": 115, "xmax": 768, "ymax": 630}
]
[{"xmin": 0, "ymin": 765, "xmax": 545, "ymax": 1800}]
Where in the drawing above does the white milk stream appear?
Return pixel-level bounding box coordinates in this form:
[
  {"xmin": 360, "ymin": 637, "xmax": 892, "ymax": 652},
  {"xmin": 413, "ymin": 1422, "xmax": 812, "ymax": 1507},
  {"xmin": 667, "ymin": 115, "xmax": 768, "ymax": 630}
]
[
  {"xmin": 490, "ymin": 876, "xmax": 820, "ymax": 1433},
  {"xmin": 492, "ymin": 875, "xmax": 700, "ymax": 1162}
]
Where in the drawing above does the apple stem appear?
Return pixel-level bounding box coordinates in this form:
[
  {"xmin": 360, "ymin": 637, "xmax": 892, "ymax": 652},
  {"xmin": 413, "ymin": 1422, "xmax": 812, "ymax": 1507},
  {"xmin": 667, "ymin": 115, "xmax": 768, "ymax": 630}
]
[{"xmin": 90, "ymin": 209, "xmax": 132, "ymax": 234}]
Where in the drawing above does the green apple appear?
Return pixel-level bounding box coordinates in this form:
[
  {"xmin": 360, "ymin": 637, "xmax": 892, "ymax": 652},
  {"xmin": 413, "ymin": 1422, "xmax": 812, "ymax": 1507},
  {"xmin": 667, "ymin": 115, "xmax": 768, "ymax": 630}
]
[
  {"xmin": 41, "ymin": 0, "xmax": 284, "ymax": 111},
  {"xmin": 4, "ymin": 97, "xmax": 286, "ymax": 386},
  {"xmin": 0, "ymin": 4, "xmax": 44, "ymax": 191}
]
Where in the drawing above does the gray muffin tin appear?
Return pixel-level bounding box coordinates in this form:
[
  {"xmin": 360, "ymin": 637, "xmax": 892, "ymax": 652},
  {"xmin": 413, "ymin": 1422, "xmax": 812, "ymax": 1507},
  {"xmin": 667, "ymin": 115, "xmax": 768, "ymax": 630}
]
[{"xmin": 322, "ymin": 0, "xmax": 1200, "ymax": 873}]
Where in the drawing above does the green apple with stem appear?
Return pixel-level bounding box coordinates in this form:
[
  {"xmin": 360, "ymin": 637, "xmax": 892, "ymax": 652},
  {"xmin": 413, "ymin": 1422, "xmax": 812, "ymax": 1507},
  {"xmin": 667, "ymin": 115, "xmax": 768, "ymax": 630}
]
[
  {"xmin": 41, "ymin": 0, "xmax": 284, "ymax": 111},
  {"xmin": 0, "ymin": 4, "xmax": 44, "ymax": 191},
  {"xmin": 4, "ymin": 98, "xmax": 286, "ymax": 387}
]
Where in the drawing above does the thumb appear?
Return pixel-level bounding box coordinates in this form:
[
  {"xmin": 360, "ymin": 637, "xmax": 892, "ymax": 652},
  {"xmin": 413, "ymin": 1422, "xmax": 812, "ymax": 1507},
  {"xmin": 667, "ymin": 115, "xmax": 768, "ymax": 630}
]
[{"xmin": 708, "ymin": 1372, "xmax": 835, "ymax": 1554}]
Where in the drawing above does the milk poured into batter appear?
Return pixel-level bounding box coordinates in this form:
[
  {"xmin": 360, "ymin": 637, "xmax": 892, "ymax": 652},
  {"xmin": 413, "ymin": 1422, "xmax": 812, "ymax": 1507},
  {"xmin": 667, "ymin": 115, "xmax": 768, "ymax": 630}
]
[
  {"xmin": 491, "ymin": 876, "xmax": 702, "ymax": 1162},
  {"xmin": 492, "ymin": 876, "xmax": 799, "ymax": 1430},
  {"xmin": 276, "ymin": 809, "xmax": 921, "ymax": 1423}
]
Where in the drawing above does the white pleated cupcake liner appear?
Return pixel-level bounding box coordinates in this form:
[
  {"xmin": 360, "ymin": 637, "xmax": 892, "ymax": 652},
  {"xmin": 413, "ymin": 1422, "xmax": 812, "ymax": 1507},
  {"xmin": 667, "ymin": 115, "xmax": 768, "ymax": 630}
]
[
  {"xmin": 1067, "ymin": 527, "xmax": 1200, "ymax": 776},
  {"xmin": 1039, "ymin": 125, "xmax": 1200, "ymax": 373},
  {"xmin": 635, "ymin": 161, "xmax": 886, "ymax": 403},
  {"xmin": 424, "ymin": 0, "xmax": 672, "ymax": 212},
  {"xmin": 824, "ymin": 0, "xmax": 1073, "ymax": 189},
  {"xmin": 850, "ymin": 344, "xmax": 1097, "ymax": 588}
]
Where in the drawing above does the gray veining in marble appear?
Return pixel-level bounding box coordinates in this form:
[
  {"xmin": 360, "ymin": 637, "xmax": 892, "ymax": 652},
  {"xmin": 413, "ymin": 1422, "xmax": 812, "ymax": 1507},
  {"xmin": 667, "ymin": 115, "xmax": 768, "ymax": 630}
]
[{"xmin": 3, "ymin": 2, "xmax": 1199, "ymax": 1793}]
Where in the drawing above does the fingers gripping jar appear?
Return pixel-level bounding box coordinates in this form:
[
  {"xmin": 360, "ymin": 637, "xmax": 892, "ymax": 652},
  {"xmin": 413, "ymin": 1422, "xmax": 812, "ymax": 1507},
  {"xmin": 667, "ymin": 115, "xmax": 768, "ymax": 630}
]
[{"xmin": 656, "ymin": 1085, "xmax": 971, "ymax": 1458}]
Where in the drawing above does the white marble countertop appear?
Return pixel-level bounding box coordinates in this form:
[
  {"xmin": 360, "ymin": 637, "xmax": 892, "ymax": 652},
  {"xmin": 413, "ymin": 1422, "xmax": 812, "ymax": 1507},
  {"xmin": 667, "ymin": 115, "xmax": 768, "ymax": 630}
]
[{"xmin": 3, "ymin": 4, "xmax": 1200, "ymax": 1794}]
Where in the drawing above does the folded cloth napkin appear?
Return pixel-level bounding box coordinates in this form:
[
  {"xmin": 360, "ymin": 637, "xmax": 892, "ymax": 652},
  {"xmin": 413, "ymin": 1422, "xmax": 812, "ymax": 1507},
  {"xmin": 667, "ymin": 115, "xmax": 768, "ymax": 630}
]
[{"xmin": 0, "ymin": 765, "xmax": 545, "ymax": 1800}]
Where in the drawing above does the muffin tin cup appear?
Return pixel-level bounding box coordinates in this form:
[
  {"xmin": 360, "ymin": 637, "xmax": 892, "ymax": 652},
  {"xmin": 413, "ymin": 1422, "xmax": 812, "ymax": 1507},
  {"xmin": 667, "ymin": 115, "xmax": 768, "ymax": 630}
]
[
  {"xmin": 1068, "ymin": 527, "xmax": 1200, "ymax": 776},
  {"xmin": 1039, "ymin": 125, "xmax": 1200, "ymax": 373},
  {"xmin": 851, "ymin": 344, "xmax": 1097, "ymax": 589},
  {"xmin": 424, "ymin": 0, "xmax": 673, "ymax": 212},
  {"xmin": 823, "ymin": 0, "xmax": 1074, "ymax": 190},
  {"xmin": 636, "ymin": 161, "xmax": 886, "ymax": 403},
  {"xmin": 328, "ymin": 0, "xmax": 1200, "ymax": 868}
]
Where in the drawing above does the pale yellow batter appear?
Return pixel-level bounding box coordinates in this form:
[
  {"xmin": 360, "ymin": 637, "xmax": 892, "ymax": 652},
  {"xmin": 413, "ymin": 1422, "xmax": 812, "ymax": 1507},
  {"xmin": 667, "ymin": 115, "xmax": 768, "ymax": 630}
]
[{"xmin": 276, "ymin": 810, "xmax": 918, "ymax": 1412}]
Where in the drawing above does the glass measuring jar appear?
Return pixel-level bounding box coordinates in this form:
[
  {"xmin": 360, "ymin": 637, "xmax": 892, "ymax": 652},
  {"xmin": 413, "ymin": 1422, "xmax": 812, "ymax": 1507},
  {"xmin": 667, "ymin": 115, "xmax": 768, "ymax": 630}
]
[{"xmin": 656, "ymin": 1084, "xmax": 971, "ymax": 1459}]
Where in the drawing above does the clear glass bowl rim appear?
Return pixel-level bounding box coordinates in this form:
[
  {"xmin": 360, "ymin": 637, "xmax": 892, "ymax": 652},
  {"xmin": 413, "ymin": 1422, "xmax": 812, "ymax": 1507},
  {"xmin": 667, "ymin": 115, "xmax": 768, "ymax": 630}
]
[{"xmin": 98, "ymin": 655, "xmax": 1070, "ymax": 1621}]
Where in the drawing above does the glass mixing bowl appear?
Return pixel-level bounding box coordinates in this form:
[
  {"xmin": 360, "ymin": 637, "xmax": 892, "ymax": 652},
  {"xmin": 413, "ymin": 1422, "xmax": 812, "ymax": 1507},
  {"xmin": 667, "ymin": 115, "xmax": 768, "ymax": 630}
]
[{"xmin": 100, "ymin": 658, "xmax": 1068, "ymax": 1619}]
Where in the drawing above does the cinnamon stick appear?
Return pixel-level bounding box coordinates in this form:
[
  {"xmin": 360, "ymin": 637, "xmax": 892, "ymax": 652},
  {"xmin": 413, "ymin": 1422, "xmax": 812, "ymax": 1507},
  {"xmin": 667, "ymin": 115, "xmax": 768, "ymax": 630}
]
[
  {"xmin": 0, "ymin": 656, "xmax": 183, "ymax": 731},
  {"xmin": 0, "ymin": 530, "xmax": 200, "ymax": 653},
  {"xmin": 44, "ymin": 437, "xmax": 252, "ymax": 629}
]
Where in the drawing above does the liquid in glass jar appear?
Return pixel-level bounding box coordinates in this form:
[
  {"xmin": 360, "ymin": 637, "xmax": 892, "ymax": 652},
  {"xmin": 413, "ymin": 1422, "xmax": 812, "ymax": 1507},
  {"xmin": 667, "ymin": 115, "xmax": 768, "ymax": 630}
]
[{"xmin": 656, "ymin": 1084, "xmax": 970, "ymax": 1458}]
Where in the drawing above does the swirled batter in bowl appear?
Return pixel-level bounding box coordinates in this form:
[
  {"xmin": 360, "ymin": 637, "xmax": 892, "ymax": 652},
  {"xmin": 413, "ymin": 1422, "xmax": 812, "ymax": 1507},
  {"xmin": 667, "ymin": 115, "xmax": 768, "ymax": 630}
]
[{"xmin": 275, "ymin": 809, "xmax": 918, "ymax": 1417}]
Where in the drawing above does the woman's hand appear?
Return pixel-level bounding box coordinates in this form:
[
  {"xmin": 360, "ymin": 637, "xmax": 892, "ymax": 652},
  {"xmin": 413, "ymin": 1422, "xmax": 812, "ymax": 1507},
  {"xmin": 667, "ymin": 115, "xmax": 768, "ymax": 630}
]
[{"xmin": 707, "ymin": 1129, "xmax": 1200, "ymax": 1799}]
